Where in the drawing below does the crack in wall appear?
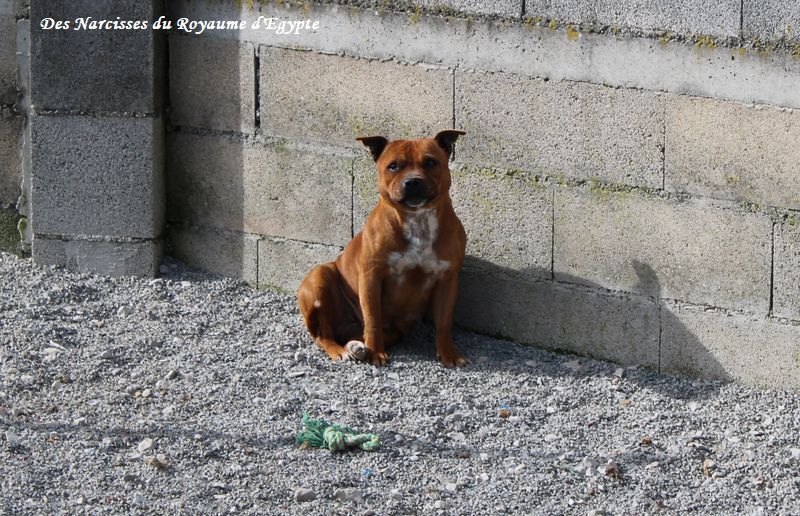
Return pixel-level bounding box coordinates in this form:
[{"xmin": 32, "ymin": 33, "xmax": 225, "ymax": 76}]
[
  {"xmin": 550, "ymin": 187, "xmax": 555, "ymax": 280},
  {"xmin": 253, "ymin": 46, "xmax": 261, "ymax": 129},
  {"xmin": 451, "ymin": 69, "xmax": 456, "ymax": 131},
  {"xmin": 769, "ymin": 221, "xmax": 776, "ymax": 315},
  {"xmin": 657, "ymin": 302, "xmax": 663, "ymax": 373}
]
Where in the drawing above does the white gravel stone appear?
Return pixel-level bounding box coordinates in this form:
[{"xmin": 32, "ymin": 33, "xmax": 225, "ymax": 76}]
[
  {"xmin": 137, "ymin": 438, "xmax": 154, "ymax": 453},
  {"xmin": 4, "ymin": 429, "xmax": 19, "ymax": 445}
]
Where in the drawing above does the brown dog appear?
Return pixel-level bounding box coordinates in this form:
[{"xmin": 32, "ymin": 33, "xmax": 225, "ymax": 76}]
[{"xmin": 297, "ymin": 130, "xmax": 467, "ymax": 367}]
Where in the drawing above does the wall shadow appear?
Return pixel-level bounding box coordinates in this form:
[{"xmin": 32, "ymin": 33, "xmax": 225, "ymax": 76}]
[
  {"xmin": 389, "ymin": 255, "xmax": 727, "ymax": 400},
  {"xmin": 162, "ymin": 22, "xmax": 250, "ymax": 283}
]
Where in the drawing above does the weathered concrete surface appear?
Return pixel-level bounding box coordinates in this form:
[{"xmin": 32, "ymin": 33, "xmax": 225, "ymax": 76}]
[
  {"xmin": 0, "ymin": 208, "xmax": 19, "ymax": 253},
  {"xmin": 14, "ymin": 19, "xmax": 30, "ymax": 253},
  {"xmin": 315, "ymin": 0, "xmax": 521, "ymax": 17},
  {"xmin": 170, "ymin": 0, "xmax": 800, "ymax": 109},
  {"xmin": 456, "ymin": 267, "xmax": 660, "ymax": 369},
  {"xmin": 450, "ymin": 165, "xmax": 552, "ymax": 280},
  {"xmin": 0, "ymin": 15, "xmax": 16, "ymax": 105},
  {"xmin": 666, "ymin": 96, "xmax": 800, "ymax": 210},
  {"xmin": 30, "ymin": 0, "xmax": 161, "ymax": 113},
  {"xmin": 257, "ymin": 237, "xmax": 342, "ymax": 294},
  {"xmin": 169, "ymin": 35, "xmax": 255, "ymax": 133},
  {"xmin": 32, "ymin": 237, "xmax": 161, "ymax": 276},
  {"xmin": 774, "ymin": 221, "xmax": 800, "ymax": 321},
  {"xmin": 417, "ymin": 0, "xmax": 521, "ymax": 17},
  {"xmin": 168, "ymin": 133, "xmax": 354, "ymax": 246},
  {"xmin": 260, "ymin": 47, "xmax": 452, "ymax": 147},
  {"xmin": 525, "ymin": 0, "xmax": 740, "ymax": 39},
  {"xmin": 0, "ymin": 108, "xmax": 21, "ymax": 206},
  {"xmin": 743, "ymin": 0, "xmax": 800, "ymax": 42},
  {"xmin": 554, "ymin": 188, "xmax": 772, "ymax": 313},
  {"xmin": 31, "ymin": 115, "xmax": 164, "ymax": 239},
  {"xmin": 0, "ymin": 0, "xmax": 26, "ymax": 17},
  {"xmin": 661, "ymin": 302, "xmax": 800, "ymax": 389},
  {"xmin": 456, "ymin": 70, "xmax": 664, "ymax": 188},
  {"xmin": 352, "ymin": 156, "xmax": 377, "ymax": 235},
  {"xmin": 168, "ymin": 224, "xmax": 258, "ymax": 284}
]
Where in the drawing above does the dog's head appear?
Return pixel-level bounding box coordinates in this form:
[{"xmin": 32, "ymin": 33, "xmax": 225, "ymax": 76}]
[{"xmin": 357, "ymin": 130, "xmax": 465, "ymax": 210}]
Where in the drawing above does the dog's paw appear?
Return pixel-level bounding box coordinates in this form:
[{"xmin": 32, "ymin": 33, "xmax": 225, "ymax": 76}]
[
  {"xmin": 330, "ymin": 348, "xmax": 351, "ymax": 362},
  {"xmin": 438, "ymin": 352, "xmax": 468, "ymax": 368},
  {"xmin": 371, "ymin": 351, "xmax": 389, "ymax": 367},
  {"xmin": 345, "ymin": 340, "xmax": 368, "ymax": 361}
]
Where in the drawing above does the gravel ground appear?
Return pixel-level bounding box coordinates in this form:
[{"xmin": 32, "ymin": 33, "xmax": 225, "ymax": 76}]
[{"xmin": 1, "ymin": 251, "xmax": 799, "ymax": 515}]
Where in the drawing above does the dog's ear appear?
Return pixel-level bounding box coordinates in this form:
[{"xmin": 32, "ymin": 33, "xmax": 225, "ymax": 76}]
[
  {"xmin": 434, "ymin": 130, "xmax": 466, "ymax": 156},
  {"xmin": 356, "ymin": 136, "xmax": 389, "ymax": 162}
]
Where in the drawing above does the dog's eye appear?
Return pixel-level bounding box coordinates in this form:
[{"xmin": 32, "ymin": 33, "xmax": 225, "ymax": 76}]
[
  {"xmin": 387, "ymin": 162, "xmax": 399, "ymax": 173},
  {"xmin": 423, "ymin": 159, "xmax": 438, "ymax": 169}
]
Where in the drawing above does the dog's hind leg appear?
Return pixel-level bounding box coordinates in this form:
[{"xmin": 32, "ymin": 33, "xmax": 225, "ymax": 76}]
[{"xmin": 297, "ymin": 263, "xmax": 360, "ymax": 362}]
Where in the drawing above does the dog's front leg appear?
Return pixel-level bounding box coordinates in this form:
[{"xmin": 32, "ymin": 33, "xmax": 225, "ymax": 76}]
[
  {"xmin": 431, "ymin": 272, "xmax": 467, "ymax": 368},
  {"xmin": 359, "ymin": 266, "xmax": 388, "ymax": 366}
]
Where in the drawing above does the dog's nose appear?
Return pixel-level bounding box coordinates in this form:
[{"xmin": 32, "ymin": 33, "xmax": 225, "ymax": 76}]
[{"xmin": 403, "ymin": 177, "xmax": 426, "ymax": 196}]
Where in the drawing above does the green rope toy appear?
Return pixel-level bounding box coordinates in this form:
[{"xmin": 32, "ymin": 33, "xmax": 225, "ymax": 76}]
[{"xmin": 296, "ymin": 412, "xmax": 381, "ymax": 452}]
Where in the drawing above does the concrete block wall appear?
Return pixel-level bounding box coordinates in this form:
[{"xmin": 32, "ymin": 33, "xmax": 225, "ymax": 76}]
[
  {"xmin": 165, "ymin": 0, "xmax": 800, "ymax": 389},
  {"xmin": 27, "ymin": 0, "xmax": 165, "ymax": 275}
]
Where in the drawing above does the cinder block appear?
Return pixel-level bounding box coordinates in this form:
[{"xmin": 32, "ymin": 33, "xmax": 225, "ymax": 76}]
[
  {"xmin": 666, "ymin": 96, "xmax": 800, "ymax": 210},
  {"xmin": 661, "ymin": 302, "xmax": 800, "ymax": 389},
  {"xmin": 0, "ymin": 16, "xmax": 16, "ymax": 105},
  {"xmin": 450, "ymin": 165, "xmax": 552, "ymax": 280},
  {"xmin": 167, "ymin": 133, "xmax": 353, "ymax": 246},
  {"xmin": 169, "ymin": 35, "xmax": 255, "ymax": 133},
  {"xmin": 0, "ymin": 109, "xmax": 21, "ymax": 207},
  {"xmin": 525, "ymin": 0, "xmax": 740, "ymax": 38},
  {"xmin": 168, "ymin": 224, "xmax": 258, "ymax": 284},
  {"xmin": 554, "ymin": 188, "xmax": 772, "ymax": 313},
  {"xmin": 31, "ymin": 115, "xmax": 164, "ymax": 239},
  {"xmin": 260, "ymin": 47, "xmax": 452, "ymax": 147},
  {"xmin": 455, "ymin": 267, "xmax": 660, "ymax": 368},
  {"xmin": 743, "ymin": 0, "xmax": 800, "ymax": 42},
  {"xmin": 774, "ymin": 221, "xmax": 800, "ymax": 320},
  {"xmin": 456, "ymin": 70, "xmax": 664, "ymax": 189},
  {"xmin": 257, "ymin": 237, "xmax": 342, "ymax": 294},
  {"xmin": 32, "ymin": 236, "xmax": 161, "ymax": 277},
  {"xmin": 30, "ymin": 0, "xmax": 161, "ymax": 112}
]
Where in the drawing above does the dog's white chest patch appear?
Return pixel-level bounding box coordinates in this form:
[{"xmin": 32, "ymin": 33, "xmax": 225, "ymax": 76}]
[{"xmin": 388, "ymin": 210, "xmax": 450, "ymax": 280}]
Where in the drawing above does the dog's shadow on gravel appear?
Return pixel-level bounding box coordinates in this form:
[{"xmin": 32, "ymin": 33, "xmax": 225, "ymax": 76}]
[{"xmin": 388, "ymin": 256, "xmax": 726, "ymax": 401}]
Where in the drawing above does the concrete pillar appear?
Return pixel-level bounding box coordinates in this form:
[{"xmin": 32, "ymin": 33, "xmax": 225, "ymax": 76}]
[{"xmin": 29, "ymin": 0, "xmax": 164, "ymax": 276}]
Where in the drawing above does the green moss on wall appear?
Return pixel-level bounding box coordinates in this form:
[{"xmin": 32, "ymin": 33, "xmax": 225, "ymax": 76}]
[{"xmin": 0, "ymin": 210, "xmax": 21, "ymax": 254}]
